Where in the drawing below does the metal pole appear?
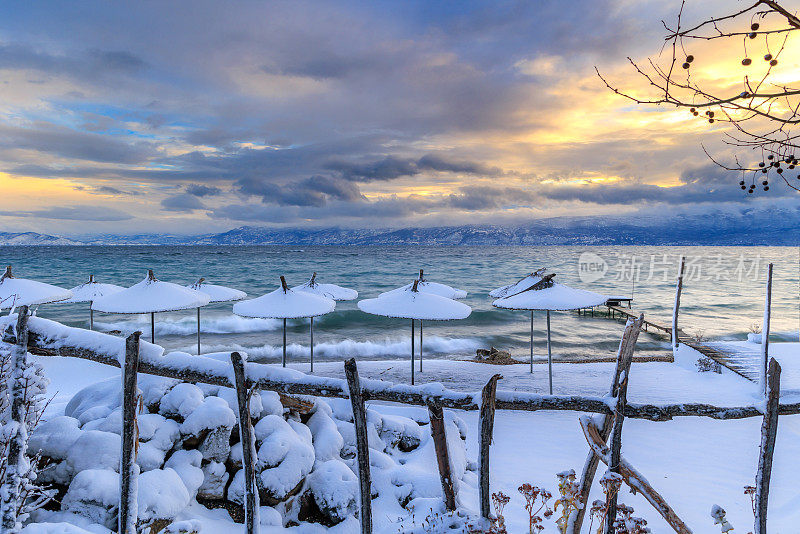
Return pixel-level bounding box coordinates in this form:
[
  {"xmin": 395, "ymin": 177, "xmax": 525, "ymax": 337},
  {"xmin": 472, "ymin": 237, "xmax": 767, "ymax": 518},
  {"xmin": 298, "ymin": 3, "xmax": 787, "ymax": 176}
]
[
  {"xmin": 197, "ymin": 307, "xmax": 201, "ymax": 355},
  {"xmin": 283, "ymin": 318, "xmax": 287, "ymax": 367},
  {"xmin": 419, "ymin": 320, "xmax": 423, "ymax": 372},
  {"xmin": 310, "ymin": 317, "xmax": 314, "ymax": 373},
  {"xmin": 90, "ymin": 305, "xmax": 94, "ymax": 331},
  {"xmin": 547, "ymin": 310, "xmax": 553, "ymax": 395},
  {"xmin": 150, "ymin": 312, "xmax": 155, "ymax": 344},
  {"xmin": 530, "ymin": 311, "xmax": 534, "ymax": 373},
  {"xmin": 411, "ymin": 319, "xmax": 415, "ymax": 385}
]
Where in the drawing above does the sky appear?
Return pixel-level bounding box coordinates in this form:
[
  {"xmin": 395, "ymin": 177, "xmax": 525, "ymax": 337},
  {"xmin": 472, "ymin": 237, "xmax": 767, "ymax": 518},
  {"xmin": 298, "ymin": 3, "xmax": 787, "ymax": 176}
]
[{"xmin": 0, "ymin": 0, "xmax": 798, "ymax": 236}]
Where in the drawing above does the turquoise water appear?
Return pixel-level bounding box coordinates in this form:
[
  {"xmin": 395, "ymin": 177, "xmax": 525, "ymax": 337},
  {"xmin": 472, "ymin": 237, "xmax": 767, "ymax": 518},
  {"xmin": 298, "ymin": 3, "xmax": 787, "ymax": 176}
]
[{"xmin": 2, "ymin": 246, "xmax": 798, "ymax": 364}]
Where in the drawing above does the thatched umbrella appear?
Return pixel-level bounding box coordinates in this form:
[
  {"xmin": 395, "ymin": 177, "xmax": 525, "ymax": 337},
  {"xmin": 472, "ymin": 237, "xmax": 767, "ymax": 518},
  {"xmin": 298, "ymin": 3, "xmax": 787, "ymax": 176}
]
[
  {"xmin": 380, "ymin": 269, "xmax": 467, "ymax": 371},
  {"xmin": 493, "ymin": 274, "xmax": 607, "ymax": 393},
  {"xmin": 0, "ymin": 265, "xmax": 72, "ymax": 312},
  {"xmin": 292, "ymin": 272, "xmax": 357, "ymax": 370},
  {"xmin": 188, "ymin": 278, "xmax": 247, "ymax": 355},
  {"xmin": 358, "ymin": 280, "xmax": 471, "ymax": 384},
  {"xmin": 233, "ymin": 276, "xmax": 334, "ymax": 369},
  {"xmin": 64, "ymin": 275, "xmax": 125, "ymax": 330},
  {"xmin": 92, "ymin": 270, "xmax": 210, "ymax": 344}
]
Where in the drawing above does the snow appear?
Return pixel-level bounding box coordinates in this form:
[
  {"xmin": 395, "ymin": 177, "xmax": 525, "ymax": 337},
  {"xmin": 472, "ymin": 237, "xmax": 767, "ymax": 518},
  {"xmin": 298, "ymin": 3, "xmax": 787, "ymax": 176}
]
[
  {"xmin": 91, "ymin": 271, "xmax": 210, "ymax": 314},
  {"xmin": 0, "ymin": 270, "xmax": 72, "ymax": 309},
  {"xmin": 380, "ymin": 280, "xmax": 467, "ymax": 300},
  {"xmin": 493, "ymin": 282, "xmax": 608, "ymax": 311},
  {"xmin": 188, "ymin": 279, "xmax": 247, "ymax": 303},
  {"xmin": 64, "ymin": 278, "xmax": 124, "ymax": 304},
  {"xmin": 13, "ymin": 317, "xmax": 800, "ymax": 533},
  {"xmin": 292, "ymin": 274, "xmax": 358, "ymax": 301},
  {"xmin": 489, "ymin": 270, "xmax": 546, "ymax": 298},
  {"xmin": 359, "ymin": 284, "xmax": 471, "ymax": 321},
  {"xmin": 233, "ymin": 283, "xmax": 335, "ymax": 320}
]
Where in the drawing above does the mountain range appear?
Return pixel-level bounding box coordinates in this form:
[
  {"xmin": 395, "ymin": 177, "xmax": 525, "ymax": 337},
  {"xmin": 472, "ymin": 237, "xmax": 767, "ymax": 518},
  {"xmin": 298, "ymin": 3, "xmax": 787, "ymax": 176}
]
[{"xmin": 2, "ymin": 209, "xmax": 799, "ymax": 246}]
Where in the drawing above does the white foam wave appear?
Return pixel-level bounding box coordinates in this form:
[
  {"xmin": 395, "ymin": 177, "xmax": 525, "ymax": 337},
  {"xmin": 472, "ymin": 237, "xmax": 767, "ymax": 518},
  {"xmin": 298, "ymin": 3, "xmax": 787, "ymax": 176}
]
[
  {"xmin": 189, "ymin": 336, "xmax": 481, "ymax": 360},
  {"xmin": 95, "ymin": 314, "xmax": 282, "ymax": 335}
]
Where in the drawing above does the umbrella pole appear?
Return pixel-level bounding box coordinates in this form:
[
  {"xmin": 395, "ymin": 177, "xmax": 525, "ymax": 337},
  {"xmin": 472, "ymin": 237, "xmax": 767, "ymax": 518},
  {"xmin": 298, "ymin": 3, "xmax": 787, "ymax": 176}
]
[
  {"xmin": 197, "ymin": 307, "xmax": 201, "ymax": 355},
  {"xmin": 90, "ymin": 305, "xmax": 94, "ymax": 331},
  {"xmin": 151, "ymin": 312, "xmax": 155, "ymax": 344},
  {"xmin": 411, "ymin": 319, "xmax": 415, "ymax": 385},
  {"xmin": 419, "ymin": 320, "xmax": 423, "ymax": 372},
  {"xmin": 310, "ymin": 317, "xmax": 314, "ymax": 373},
  {"xmin": 530, "ymin": 310, "xmax": 534, "ymax": 374},
  {"xmin": 283, "ymin": 318, "xmax": 287, "ymax": 367},
  {"xmin": 546, "ymin": 310, "xmax": 553, "ymax": 395}
]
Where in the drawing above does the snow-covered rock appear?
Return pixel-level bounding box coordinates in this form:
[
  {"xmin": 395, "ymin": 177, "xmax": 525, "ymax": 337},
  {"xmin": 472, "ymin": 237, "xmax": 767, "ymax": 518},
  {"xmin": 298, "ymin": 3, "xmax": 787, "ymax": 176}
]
[
  {"xmin": 304, "ymin": 459, "xmax": 358, "ymax": 525},
  {"xmin": 65, "ymin": 431, "xmax": 121, "ymax": 475},
  {"xmin": 254, "ymin": 414, "xmax": 315, "ymax": 503}
]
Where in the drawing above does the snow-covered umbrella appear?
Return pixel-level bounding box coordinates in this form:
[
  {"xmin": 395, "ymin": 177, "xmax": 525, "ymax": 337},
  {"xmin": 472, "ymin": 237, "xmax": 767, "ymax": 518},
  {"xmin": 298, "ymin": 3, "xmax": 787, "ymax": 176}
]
[
  {"xmin": 0, "ymin": 265, "xmax": 72, "ymax": 312},
  {"xmin": 291, "ymin": 272, "xmax": 357, "ymax": 370},
  {"xmin": 380, "ymin": 269, "xmax": 467, "ymax": 299},
  {"xmin": 188, "ymin": 278, "xmax": 247, "ymax": 355},
  {"xmin": 493, "ymin": 274, "xmax": 607, "ymax": 393},
  {"xmin": 293, "ymin": 272, "xmax": 358, "ymax": 301},
  {"xmin": 358, "ymin": 279, "xmax": 471, "ymax": 384},
  {"xmin": 63, "ymin": 275, "xmax": 125, "ymax": 330},
  {"xmin": 489, "ymin": 268, "xmax": 547, "ymax": 298},
  {"xmin": 92, "ymin": 270, "xmax": 210, "ymax": 344},
  {"xmin": 233, "ymin": 276, "xmax": 335, "ymax": 369}
]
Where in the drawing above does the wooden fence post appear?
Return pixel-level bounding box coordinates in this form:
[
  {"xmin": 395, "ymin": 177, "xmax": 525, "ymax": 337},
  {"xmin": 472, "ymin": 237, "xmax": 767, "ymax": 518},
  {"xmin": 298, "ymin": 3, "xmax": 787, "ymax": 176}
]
[
  {"xmin": 231, "ymin": 352, "xmax": 259, "ymax": 534},
  {"xmin": 755, "ymin": 357, "xmax": 781, "ymax": 534},
  {"xmin": 344, "ymin": 359, "xmax": 372, "ymax": 534},
  {"xmin": 479, "ymin": 374, "xmax": 501, "ymax": 519},
  {"xmin": 119, "ymin": 331, "xmax": 141, "ymax": 534},
  {"xmin": 604, "ymin": 315, "xmax": 643, "ymax": 534},
  {"xmin": 428, "ymin": 401, "xmax": 457, "ymax": 512},
  {"xmin": 1, "ymin": 306, "xmax": 30, "ymax": 532},
  {"xmin": 570, "ymin": 314, "xmax": 644, "ymax": 534},
  {"xmin": 672, "ymin": 256, "xmax": 685, "ymax": 350},
  {"xmin": 761, "ymin": 263, "xmax": 773, "ymax": 396}
]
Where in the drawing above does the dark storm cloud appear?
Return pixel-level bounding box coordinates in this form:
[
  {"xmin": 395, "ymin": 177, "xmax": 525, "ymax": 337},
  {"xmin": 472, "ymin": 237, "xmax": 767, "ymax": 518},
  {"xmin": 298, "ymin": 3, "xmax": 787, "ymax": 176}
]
[
  {"xmin": 326, "ymin": 155, "xmax": 498, "ymax": 182},
  {"xmin": 0, "ymin": 43, "xmax": 147, "ymax": 79},
  {"xmin": 185, "ymin": 184, "xmax": 221, "ymax": 197},
  {"xmin": 0, "ymin": 123, "xmax": 156, "ymax": 164},
  {"xmin": 446, "ymin": 185, "xmax": 537, "ymax": 210},
  {"xmin": 237, "ymin": 175, "xmax": 363, "ymax": 207},
  {"xmin": 161, "ymin": 194, "xmax": 207, "ymax": 212},
  {"xmin": 0, "ymin": 205, "xmax": 133, "ymax": 221},
  {"xmin": 73, "ymin": 184, "xmax": 140, "ymax": 196}
]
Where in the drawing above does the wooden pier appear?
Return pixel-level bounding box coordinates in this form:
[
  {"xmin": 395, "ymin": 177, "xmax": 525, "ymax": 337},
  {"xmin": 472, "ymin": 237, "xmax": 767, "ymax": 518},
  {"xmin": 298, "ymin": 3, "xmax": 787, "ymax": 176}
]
[{"xmin": 594, "ymin": 304, "xmax": 759, "ymax": 383}]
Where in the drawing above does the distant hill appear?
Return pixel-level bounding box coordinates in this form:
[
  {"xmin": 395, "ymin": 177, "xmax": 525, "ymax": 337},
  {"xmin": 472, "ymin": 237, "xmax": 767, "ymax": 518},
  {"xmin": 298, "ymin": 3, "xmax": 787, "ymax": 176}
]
[
  {"xmin": 7, "ymin": 208, "xmax": 800, "ymax": 246},
  {"xmin": 0, "ymin": 231, "xmax": 82, "ymax": 246}
]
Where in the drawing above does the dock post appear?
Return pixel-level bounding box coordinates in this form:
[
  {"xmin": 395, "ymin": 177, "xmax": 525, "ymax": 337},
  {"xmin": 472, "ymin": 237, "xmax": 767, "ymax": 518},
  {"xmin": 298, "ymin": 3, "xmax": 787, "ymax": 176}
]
[
  {"xmin": 672, "ymin": 256, "xmax": 685, "ymax": 350},
  {"xmin": 546, "ymin": 310, "xmax": 553, "ymax": 395},
  {"xmin": 761, "ymin": 263, "xmax": 773, "ymax": 396}
]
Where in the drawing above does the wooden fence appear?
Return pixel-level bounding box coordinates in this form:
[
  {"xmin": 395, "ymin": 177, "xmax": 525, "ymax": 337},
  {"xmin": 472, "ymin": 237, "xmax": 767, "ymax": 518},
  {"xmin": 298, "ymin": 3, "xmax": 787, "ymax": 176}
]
[{"xmin": 1, "ymin": 308, "xmax": 793, "ymax": 534}]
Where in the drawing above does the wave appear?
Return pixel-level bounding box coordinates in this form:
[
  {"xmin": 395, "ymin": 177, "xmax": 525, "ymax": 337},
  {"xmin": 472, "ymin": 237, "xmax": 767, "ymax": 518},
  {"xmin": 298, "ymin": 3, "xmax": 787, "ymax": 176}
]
[
  {"xmin": 94, "ymin": 314, "xmax": 282, "ymax": 335},
  {"xmin": 189, "ymin": 335, "xmax": 482, "ymax": 360}
]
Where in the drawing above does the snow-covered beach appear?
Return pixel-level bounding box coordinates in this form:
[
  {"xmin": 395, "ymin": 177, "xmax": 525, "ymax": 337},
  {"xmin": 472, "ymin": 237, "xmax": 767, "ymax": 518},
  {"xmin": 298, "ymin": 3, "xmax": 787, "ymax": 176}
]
[{"xmin": 11, "ymin": 324, "xmax": 800, "ymax": 533}]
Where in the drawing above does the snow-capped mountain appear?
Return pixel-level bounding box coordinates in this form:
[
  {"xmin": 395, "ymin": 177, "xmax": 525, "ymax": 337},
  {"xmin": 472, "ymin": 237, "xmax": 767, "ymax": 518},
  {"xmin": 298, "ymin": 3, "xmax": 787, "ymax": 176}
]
[{"xmin": 0, "ymin": 232, "xmax": 82, "ymax": 246}]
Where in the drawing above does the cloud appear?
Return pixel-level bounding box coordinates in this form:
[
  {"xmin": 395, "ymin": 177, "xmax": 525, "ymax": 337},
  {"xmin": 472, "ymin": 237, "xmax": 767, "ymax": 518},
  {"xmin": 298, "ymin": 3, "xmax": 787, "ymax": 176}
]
[
  {"xmin": 161, "ymin": 194, "xmax": 207, "ymax": 212},
  {"xmin": 0, "ymin": 205, "xmax": 133, "ymax": 221},
  {"xmin": 326, "ymin": 154, "xmax": 499, "ymax": 182},
  {"xmin": 185, "ymin": 184, "xmax": 221, "ymax": 197}
]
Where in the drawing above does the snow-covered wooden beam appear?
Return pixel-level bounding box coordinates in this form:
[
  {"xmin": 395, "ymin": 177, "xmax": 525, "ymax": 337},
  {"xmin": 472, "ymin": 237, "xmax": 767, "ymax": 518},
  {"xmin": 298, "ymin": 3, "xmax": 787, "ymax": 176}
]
[{"xmin": 16, "ymin": 316, "xmax": 800, "ymax": 421}]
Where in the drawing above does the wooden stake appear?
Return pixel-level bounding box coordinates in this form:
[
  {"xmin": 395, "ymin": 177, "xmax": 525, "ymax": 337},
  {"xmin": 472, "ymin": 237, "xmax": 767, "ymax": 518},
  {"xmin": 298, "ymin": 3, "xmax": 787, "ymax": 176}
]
[
  {"xmin": 761, "ymin": 263, "xmax": 773, "ymax": 395},
  {"xmin": 604, "ymin": 315, "xmax": 643, "ymax": 534},
  {"xmin": 344, "ymin": 358, "xmax": 372, "ymax": 534},
  {"xmin": 119, "ymin": 331, "xmax": 141, "ymax": 534},
  {"xmin": 755, "ymin": 357, "xmax": 781, "ymax": 534},
  {"xmin": 0, "ymin": 306, "xmax": 29, "ymax": 532},
  {"xmin": 479, "ymin": 374, "xmax": 502, "ymax": 519},
  {"xmin": 580, "ymin": 417, "xmax": 692, "ymax": 534},
  {"xmin": 231, "ymin": 352, "xmax": 259, "ymax": 534},
  {"xmin": 428, "ymin": 401, "xmax": 457, "ymax": 511},
  {"xmin": 672, "ymin": 256, "xmax": 685, "ymax": 350},
  {"xmin": 570, "ymin": 314, "xmax": 644, "ymax": 534}
]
